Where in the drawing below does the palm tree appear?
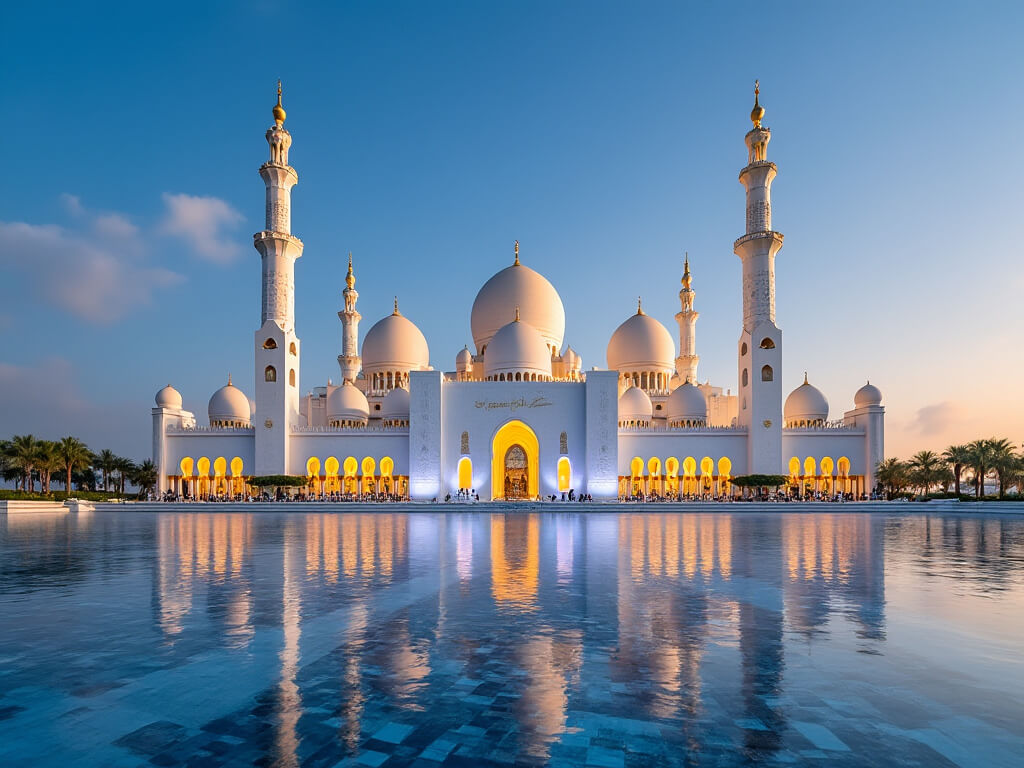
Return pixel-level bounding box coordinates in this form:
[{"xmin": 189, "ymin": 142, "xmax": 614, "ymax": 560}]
[
  {"xmin": 95, "ymin": 449, "xmax": 117, "ymax": 492},
  {"xmin": 132, "ymin": 460, "xmax": 158, "ymax": 497},
  {"xmin": 876, "ymin": 457, "xmax": 909, "ymax": 500},
  {"xmin": 965, "ymin": 439, "xmax": 994, "ymax": 499},
  {"xmin": 5, "ymin": 434, "xmax": 40, "ymax": 492},
  {"xmin": 942, "ymin": 444, "xmax": 971, "ymax": 497},
  {"xmin": 36, "ymin": 440, "xmax": 62, "ymax": 494},
  {"xmin": 986, "ymin": 437, "xmax": 1019, "ymax": 498},
  {"xmin": 907, "ymin": 450, "xmax": 941, "ymax": 496},
  {"xmin": 114, "ymin": 456, "xmax": 136, "ymax": 495},
  {"xmin": 57, "ymin": 436, "xmax": 92, "ymax": 493}
]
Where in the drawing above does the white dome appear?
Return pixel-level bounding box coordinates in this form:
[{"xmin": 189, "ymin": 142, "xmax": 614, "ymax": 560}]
[
  {"xmin": 208, "ymin": 378, "xmax": 251, "ymax": 425},
  {"xmin": 381, "ymin": 385, "xmax": 410, "ymax": 420},
  {"xmin": 854, "ymin": 381, "xmax": 883, "ymax": 407},
  {"xmin": 155, "ymin": 384, "xmax": 182, "ymax": 409},
  {"xmin": 327, "ymin": 380, "xmax": 369, "ymax": 425},
  {"xmin": 362, "ymin": 306, "xmax": 429, "ymax": 373},
  {"xmin": 485, "ymin": 316, "xmax": 553, "ymax": 380},
  {"xmin": 618, "ymin": 385, "xmax": 653, "ymax": 423},
  {"xmin": 607, "ymin": 306, "xmax": 675, "ymax": 372},
  {"xmin": 665, "ymin": 380, "xmax": 707, "ymax": 424},
  {"xmin": 785, "ymin": 375, "xmax": 830, "ymax": 425},
  {"xmin": 563, "ymin": 346, "xmax": 577, "ymax": 366},
  {"xmin": 471, "ymin": 259, "xmax": 565, "ymax": 355},
  {"xmin": 456, "ymin": 345, "xmax": 473, "ymax": 371}
]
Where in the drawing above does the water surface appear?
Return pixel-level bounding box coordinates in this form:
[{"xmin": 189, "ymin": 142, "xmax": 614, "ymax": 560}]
[{"xmin": 1, "ymin": 511, "xmax": 1022, "ymax": 767}]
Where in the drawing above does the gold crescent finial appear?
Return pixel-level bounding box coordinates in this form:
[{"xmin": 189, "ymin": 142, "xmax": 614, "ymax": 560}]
[
  {"xmin": 393, "ymin": 296, "xmax": 400, "ymax": 315},
  {"xmin": 273, "ymin": 79, "xmax": 286, "ymax": 127},
  {"xmin": 682, "ymin": 252, "xmax": 692, "ymax": 289},
  {"xmin": 514, "ymin": 239, "xmax": 520, "ymax": 266},
  {"xmin": 751, "ymin": 79, "xmax": 765, "ymax": 128},
  {"xmin": 345, "ymin": 251, "xmax": 355, "ymax": 289}
]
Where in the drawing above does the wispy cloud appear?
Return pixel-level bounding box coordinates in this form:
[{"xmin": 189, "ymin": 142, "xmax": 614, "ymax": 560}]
[
  {"xmin": 905, "ymin": 401, "xmax": 968, "ymax": 437},
  {"xmin": 0, "ymin": 203, "xmax": 183, "ymax": 325},
  {"xmin": 60, "ymin": 192, "xmax": 84, "ymax": 217},
  {"xmin": 160, "ymin": 192, "xmax": 245, "ymax": 264}
]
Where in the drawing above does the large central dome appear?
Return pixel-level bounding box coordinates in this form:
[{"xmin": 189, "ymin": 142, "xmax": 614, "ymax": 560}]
[{"xmin": 470, "ymin": 253, "xmax": 565, "ymax": 356}]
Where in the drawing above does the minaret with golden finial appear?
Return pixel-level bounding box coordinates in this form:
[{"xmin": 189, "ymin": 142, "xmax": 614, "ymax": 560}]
[
  {"xmin": 338, "ymin": 252, "xmax": 362, "ymax": 383},
  {"xmin": 674, "ymin": 253, "xmax": 700, "ymax": 385},
  {"xmin": 254, "ymin": 80, "xmax": 304, "ymax": 475},
  {"xmin": 734, "ymin": 80, "xmax": 784, "ymax": 474}
]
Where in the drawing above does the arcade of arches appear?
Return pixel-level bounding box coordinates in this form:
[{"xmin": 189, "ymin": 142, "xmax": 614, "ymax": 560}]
[
  {"xmin": 620, "ymin": 454, "xmax": 864, "ymax": 498},
  {"xmin": 304, "ymin": 455, "xmax": 407, "ymax": 497}
]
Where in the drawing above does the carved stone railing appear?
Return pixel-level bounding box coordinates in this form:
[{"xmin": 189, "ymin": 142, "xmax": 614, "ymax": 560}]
[
  {"xmin": 166, "ymin": 426, "xmax": 255, "ymax": 435},
  {"xmin": 291, "ymin": 425, "xmax": 409, "ymax": 435},
  {"xmin": 617, "ymin": 425, "xmax": 748, "ymax": 434},
  {"xmin": 783, "ymin": 421, "xmax": 861, "ymax": 433}
]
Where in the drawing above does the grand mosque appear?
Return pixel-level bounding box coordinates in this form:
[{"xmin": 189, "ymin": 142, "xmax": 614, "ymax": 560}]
[{"xmin": 151, "ymin": 83, "xmax": 884, "ymax": 501}]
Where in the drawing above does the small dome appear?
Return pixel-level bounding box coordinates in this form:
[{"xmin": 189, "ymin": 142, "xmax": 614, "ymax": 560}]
[
  {"xmin": 327, "ymin": 380, "xmax": 369, "ymax": 425},
  {"xmin": 381, "ymin": 386, "xmax": 410, "ymax": 421},
  {"xmin": 665, "ymin": 380, "xmax": 707, "ymax": 424},
  {"xmin": 456, "ymin": 345, "xmax": 473, "ymax": 371},
  {"xmin": 485, "ymin": 315, "xmax": 553, "ymax": 380},
  {"xmin": 607, "ymin": 305, "xmax": 675, "ymax": 372},
  {"xmin": 854, "ymin": 381, "xmax": 883, "ymax": 407},
  {"xmin": 155, "ymin": 384, "xmax": 182, "ymax": 409},
  {"xmin": 361, "ymin": 306, "xmax": 430, "ymax": 373},
  {"xmin": 784, "ymin": 374, "xmax": 829, "ymax": 426},
  {"xmin": 471, "ymin": 257, "xmax": 565, "ymax": 355},
  {"xmin": 563, "ymin": 346, "xmax": 577, "ymax": 366},
  {"xmin": 618, "ymin": 385, "xmax": 653, "ymax": 424},
  {"xmin": 208, "ymin": 377, "xmax": 251, "ymax": 425}
]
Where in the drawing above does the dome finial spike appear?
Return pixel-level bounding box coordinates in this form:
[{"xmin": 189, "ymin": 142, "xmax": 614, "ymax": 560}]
[
  {"xmin": 273, "ymin": 79, "xmax": 287, "ymax": 127},
  {"xmin": 750, "ymin": 79, "xmax": 765, "ymax": 128},
  {"xmin": 514, "ymin": 305, "xmax": 520, "ymax": 322},
  {"xmin": 393, "ymin": 296, "xmax": 400, "ymax": 315},
  {"xmin": 514, "ymin": 239, "xmax": 520, "ymax": 266},
  {"xmin": 345, "ymin": 251, "xmax": 355, "ymax": 289},
  {"xmin": 804, "ymin": 371, "xmax": 809, "ymax": 385},
  {"xmin": 228, "ymin": 373, "xmax": 232, "ymax": 386},
  {"xmin": 637, "ymin": 296, "xmax": 644, "ymax": 315}
]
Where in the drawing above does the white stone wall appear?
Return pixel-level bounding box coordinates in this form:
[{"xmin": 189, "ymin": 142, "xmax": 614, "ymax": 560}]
[
  {"xmin": 409, "ymin": 370, "xmax": 443, "ymax": 499},
  {"xmin": 287, "ymin": 433, "xmax": 409, "ymax": 476},
  {"xmin": 584, "ymin": 371, "xmax": 619, "ymax": 499}
]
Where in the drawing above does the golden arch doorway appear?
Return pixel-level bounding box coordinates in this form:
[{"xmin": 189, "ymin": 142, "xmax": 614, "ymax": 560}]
[{"xmin": 491, "ymin": 420, "xmax": 539, "ymax": 501}]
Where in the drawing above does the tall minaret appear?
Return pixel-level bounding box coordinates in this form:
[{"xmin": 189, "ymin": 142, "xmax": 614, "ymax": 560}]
[
  {"xmin": 734, "ymin": 81, "xmax": 784, "ymax": 474},
  {"xmin": 337, "ymin": 253, "xmax": 362, "ymax": 383},
  {"xmin": 674, "ymin": 254, "xmax": 699, "ymax": 384},
  {"xmin": 253, "ymin": 81, "xmax": 304, "ymax": 476}
]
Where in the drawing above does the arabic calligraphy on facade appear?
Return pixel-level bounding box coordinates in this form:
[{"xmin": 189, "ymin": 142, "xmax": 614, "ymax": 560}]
[{"xmin": 474, "ymin": 395, "xmax": 553, "ymax": 411}]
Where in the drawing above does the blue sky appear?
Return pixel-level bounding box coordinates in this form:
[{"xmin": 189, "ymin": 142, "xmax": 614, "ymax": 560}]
[{"xmin": 2, "ymin": 0, "xmax": 1023, "ymax": 460}]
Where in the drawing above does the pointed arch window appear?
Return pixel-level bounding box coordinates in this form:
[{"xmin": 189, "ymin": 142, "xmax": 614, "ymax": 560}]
[
  {"xmin": 265, "ymin": 365, "xmax": 277, "ymax": 382},
  {"xmin": 761, "ymin": 365, "xmax": 773, "ymax": 382}
]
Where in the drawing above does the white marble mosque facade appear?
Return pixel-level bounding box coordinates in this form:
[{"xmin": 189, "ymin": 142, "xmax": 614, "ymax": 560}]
[{"xmin": 151, "ymin": 84, "xmax": 885, "ymax": 501}]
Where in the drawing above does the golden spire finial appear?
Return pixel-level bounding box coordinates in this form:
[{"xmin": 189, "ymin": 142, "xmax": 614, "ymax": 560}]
[
  {"xmin": 750, "ymin": 79, "xmax": 765, "ymax": 128},
  {"xmin": 393, "ymin": 296, "xmax": 400, "ymax": 315},
  {"xmin": 514, "ymin": 239, "xmax": 520, "ymax": 266},
  {"xmin": 682, "ymin": 252, "xmax": 692, "ymax": 289},
  {"xmin": 273, "ymin": 79, "xmax": 287, "ymax": 127},
  {"xmin": 514, "ymin": 305, "xmax": 520, "ymax": 322},
  {"xmin": 637, "ymin": 296, "xmax": 644, "ymax": 315},
  {"xmin": 228, "ymin": 373, "xmax": 232, "ymax": 386},
  {"xmin": 345, "ymin": 252, "xmax": 355, "ymax": 289},
  {"xmin": 804, "ymin": 371, "xmax": 809, "ymax": 385}
]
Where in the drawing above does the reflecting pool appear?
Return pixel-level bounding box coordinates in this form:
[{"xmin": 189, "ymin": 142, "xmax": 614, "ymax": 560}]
[{"xmin": 1, "ymin": 511, "xmax": 1022, "ymax": 767}]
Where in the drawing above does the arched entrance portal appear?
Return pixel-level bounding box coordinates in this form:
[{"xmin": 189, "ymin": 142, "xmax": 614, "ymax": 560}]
[{"xmin": 491, "ymin": 419, "xmax": 539, "ymax": 501}]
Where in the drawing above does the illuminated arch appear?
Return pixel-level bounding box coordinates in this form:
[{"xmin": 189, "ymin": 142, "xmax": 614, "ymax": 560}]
[
  {"xmin": 197, "ymin": 456, "xmax": 211, "ymax": 476},
  {"xmin": 458, "ymin": 456, "xmax": 473, "ymax": 489},
  {"xmin": 700, "ymin": 456, "xmax": 714, "ymax": 493},
  {"xmin": 230, "ymin": 457, "xmax": 243, "ymax": 476},
  {"xmin": 343, "ymin": 456, "xmax": 358, "ymax": 494},
  {"xmin": 837, "ymin": 456, "xmax": 851, "ymax": 493},
  {"xmin": 361, "ymin": 456, "xmax": 376, "ymax": 494},
  {"xmin": 324, "ymin": 456, "xmax": 340, "ymax": 493},
  {"xmin": 491, "ymin": 420, "xmax": 539, "ymax": 500},
  {"xmin": 804, "ymin": 456, "xmax": 816, "ymax": 477},
  {"xmin": 557, "ymin": 457, "xmax": 571, "ymax": 492},
  {"xmin": 789, "ymin": 456, "xmax": 801, "ymax": 478},
  {"xmin": 180, "ymin": 456, "xmax": 194, "ymax": 477},
  {"xmin": 306, "ymin": 456, "xmax": 321, "ymax": 478},
  {"xmin": 665, "ymin": 456, "xmax": 680, "ymax": 495},
  {"xmin": 718, "ymin": 457, "xmax": 733, "ymax": 495}
]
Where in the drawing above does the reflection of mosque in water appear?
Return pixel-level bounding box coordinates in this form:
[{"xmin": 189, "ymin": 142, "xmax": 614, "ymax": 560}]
[{"xmin": 142, "ymin": 512, "xmax": 1003, "ymax": 764}]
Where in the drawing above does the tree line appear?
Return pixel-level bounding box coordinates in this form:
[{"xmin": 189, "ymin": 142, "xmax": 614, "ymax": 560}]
[
  {"xmin": 875, "ymin": 438, "xmax": 1023, "ymax": 500},
  {"xmin": 0, "ymin": 434, "xmax": 157, "ymax": 498}
]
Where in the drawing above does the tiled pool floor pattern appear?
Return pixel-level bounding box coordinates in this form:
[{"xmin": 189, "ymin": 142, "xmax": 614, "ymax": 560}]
[{"xmin": 1, "ymin": 511, "xmax": 1022, "ymax": 767}]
